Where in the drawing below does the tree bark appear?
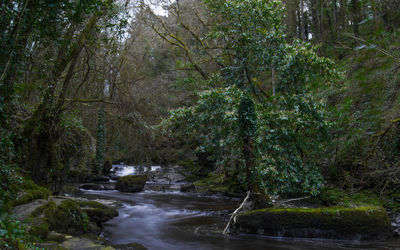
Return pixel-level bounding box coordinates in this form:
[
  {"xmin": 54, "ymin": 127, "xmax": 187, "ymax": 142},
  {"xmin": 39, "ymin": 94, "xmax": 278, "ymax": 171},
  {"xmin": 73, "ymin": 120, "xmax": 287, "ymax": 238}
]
[{"xmin": 239, "ymin": 95, "xmax": 272, "ymax": 209}]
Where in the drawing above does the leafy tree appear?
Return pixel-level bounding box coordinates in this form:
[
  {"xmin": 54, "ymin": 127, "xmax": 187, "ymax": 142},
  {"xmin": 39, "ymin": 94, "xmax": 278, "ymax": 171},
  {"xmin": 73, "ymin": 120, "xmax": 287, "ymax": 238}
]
[{"xmin": 165, "ymin": 0, "xmax": 338, "ymax": 207}]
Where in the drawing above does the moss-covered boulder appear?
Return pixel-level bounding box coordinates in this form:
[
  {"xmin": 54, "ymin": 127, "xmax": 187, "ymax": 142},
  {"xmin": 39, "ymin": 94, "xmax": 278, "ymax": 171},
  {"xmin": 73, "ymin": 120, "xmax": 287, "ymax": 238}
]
[
  {"xmin": 28, "ymin": 199, "xmax": 119, "ymax": 239},
  {"xmin": 235, "ymin": 206, "xmax": 393, "ymax": 240},
  {"xmin": 30, "ymin": 200, "xmax": 88, "ymax": 236},
  {"xmin": 79, "ymin": 201, "xmax": 119, "ymax": 226},
  {"xmin": 115, "ymin": 175, "xmax": 147, "ymax": 193},
  {"xmin": 12, "ymin": 179, "xmax": 51, "ymax": 206}
]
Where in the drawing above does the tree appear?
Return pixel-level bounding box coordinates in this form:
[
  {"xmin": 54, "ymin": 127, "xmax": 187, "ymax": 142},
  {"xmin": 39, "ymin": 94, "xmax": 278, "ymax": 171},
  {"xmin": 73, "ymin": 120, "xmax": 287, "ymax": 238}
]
[{"xmin": 166, "ymin": 0, "xmax": 338, "ymax": 208}]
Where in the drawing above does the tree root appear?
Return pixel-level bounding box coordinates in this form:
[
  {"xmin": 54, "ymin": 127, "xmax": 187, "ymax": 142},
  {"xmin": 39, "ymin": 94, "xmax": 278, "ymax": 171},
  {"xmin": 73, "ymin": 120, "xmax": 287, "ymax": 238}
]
[{"xmin": 223, "ymin": 191, "xmax": 251, "ymax": 235}]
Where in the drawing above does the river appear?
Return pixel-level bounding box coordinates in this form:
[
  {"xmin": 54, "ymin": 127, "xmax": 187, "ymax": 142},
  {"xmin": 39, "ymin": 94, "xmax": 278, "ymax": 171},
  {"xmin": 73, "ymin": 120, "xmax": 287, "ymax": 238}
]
[{"xmin": 80, "ymin": 165, "xmax": 400, "ymax": 250}]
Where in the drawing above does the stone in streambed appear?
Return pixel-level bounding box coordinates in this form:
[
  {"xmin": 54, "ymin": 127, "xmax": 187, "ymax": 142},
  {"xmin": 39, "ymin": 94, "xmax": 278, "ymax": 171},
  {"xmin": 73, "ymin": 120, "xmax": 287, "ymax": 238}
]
[
  {"xmin": 60, "ymin": 236, "xmax": 114, "ymax": 250},
  {"xmin": 235, "ymin": 206, "xmax": 393, "ymax": 240},
  {"xmin": 180, "ymin": 183, "xmax": 195, "ymax": 192},
  {"xmin": 115, "ymin": 175, "xmax": 147, "ymax": 193},
  {"xmin": 113, "ymin": 243, "xmax": 148, "ymax": 250},
  {"xmin": 80, "ymin": 183, "xmax": 106, "ymax": 190}
]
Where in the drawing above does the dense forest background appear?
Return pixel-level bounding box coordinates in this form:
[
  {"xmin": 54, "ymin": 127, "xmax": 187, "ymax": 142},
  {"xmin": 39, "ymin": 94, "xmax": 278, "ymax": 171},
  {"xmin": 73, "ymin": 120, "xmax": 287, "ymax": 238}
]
[{"xmin": 1, "ymin": 0, "xmax": 400, "ymax": 247}]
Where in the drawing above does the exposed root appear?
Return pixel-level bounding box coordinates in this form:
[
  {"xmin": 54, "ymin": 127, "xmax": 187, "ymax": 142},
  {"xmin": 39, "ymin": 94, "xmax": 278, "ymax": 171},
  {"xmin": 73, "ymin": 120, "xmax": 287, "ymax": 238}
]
[{"xmin": 223, "ymin": 191, "xmax": 251, "ymax": 235}]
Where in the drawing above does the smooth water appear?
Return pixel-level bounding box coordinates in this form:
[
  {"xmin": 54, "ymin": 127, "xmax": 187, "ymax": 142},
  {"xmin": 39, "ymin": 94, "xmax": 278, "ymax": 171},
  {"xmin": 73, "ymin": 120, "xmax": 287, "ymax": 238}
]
[{"xmin": 81, "ymin": 165, "xmax": 400, "ymax": 250}]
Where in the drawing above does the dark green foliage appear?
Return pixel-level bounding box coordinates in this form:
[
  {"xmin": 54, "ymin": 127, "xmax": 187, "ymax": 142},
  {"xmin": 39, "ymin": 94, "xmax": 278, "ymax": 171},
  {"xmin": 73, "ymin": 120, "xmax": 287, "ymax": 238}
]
[
  {"xmin": 166, "ymin": 86, "xmax": 331, "ymax": 195},
  {"xmin": 95, "ymin": 104, "xmax": 107, "ymax": 174},
  {"xmin": 0, "ymin": 215, "xmax": 38, "ymax": 249},
  {"xmin": 238, "ymin": 95, "xmax": 257, "ymax": 138}
]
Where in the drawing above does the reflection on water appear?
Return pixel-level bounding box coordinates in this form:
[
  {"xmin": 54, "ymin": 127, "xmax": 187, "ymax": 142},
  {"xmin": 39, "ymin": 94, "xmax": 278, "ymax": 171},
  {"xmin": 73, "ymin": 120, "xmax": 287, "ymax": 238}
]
[{"xmin": 82, "ymin": 190, "xmax": 400, "ymax": 250}]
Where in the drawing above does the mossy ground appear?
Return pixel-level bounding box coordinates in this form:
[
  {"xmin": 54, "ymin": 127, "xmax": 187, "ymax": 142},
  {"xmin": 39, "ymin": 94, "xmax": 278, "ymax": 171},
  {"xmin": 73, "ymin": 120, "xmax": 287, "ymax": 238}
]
[
  {"xmin": 316, "ymin": 186, "xmax": 400, "ymax": 211},
  {"xmin": 193, "ymin": 173, "xmax": 244, "ymax": 196}
]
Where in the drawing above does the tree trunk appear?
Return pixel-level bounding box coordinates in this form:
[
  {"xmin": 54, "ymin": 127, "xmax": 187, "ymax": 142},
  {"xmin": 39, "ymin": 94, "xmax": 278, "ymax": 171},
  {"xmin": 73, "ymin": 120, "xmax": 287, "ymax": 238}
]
[
  {"xmin": 22, "ymin": 7, "xmax": 105, "ymax": 187},
  {"xmin": 351, "ymin": 0, "xmax": 361, "ymax": 36},
  {"xmin": 239, "ymin": 95, "xmax": 272, "ymax": 209}
]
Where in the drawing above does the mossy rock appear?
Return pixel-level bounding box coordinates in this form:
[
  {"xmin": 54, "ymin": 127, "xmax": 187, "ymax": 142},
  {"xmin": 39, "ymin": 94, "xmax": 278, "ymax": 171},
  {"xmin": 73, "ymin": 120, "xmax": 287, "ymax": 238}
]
[
  {"xmin": 29, "ymin": 217, "xmax": 50, "ymax": 239},
  {"xmin": 115, "ymin": 175, "xmax": 147, "ymax": 193},
  {"xmin": 30, "ymin": 200, "xmax": 86, "ymax": 236},
  {"xmin": 26, "ymin": 198, "xmax": 118, "ymax": 240},
  {"xmin": 79, "ymin": 201, "xmax": 119, "ymax": 225},
  {"xmin": 12, "ymin": 179, "xmax": 51, "ymax": 206},
  {"xmin": 60, "ymin": 185, "xmax": 83, "ymax": 196},
  {"xmin": 235, "ymin": 206, "xmax": 393, "ymax": 240},
  {"xmin": 45, "ymin": 200, "xmax": 86, "ymax": 235},
  {"xmin": 46, "ymin": 231, "xmax": 68, "ymax": 243},
  {"xmin": 60, "ymin": 237, "xmax": 114, "ymax": 250}
]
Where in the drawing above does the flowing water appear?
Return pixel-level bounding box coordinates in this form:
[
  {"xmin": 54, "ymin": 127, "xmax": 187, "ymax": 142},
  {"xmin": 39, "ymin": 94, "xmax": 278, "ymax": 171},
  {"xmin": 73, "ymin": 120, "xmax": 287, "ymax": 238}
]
[{"xmin": 81, "ymin": 165, "xmax": 400, "ymax": 250}]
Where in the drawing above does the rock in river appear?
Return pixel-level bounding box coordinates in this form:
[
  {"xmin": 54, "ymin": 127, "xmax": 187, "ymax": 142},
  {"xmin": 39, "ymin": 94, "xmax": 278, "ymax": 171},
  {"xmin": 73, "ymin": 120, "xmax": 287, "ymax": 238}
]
[
  {"xmin": 235, "ymin": 206, "xmax": 393, "ymax": 240},
  {"xmin": 180, "ymin": 183, "xmax": 195, "ymax": 192},
  {"xmin": 80, "ymin": 183, "xmax": 106, "ymax": 190},
  {"xmin": 115, "ymin": 175, "xmax": 147, "ymax": 193}
]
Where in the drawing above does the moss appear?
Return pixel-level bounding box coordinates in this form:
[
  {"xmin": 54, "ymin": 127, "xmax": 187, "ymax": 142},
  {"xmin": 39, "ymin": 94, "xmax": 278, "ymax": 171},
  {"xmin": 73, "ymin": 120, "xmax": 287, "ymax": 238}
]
[
  {"xmin": 193, "ymin": 173, "xmax": 236, "ymax": 194},
  {"xmin": 29, "ymin": 218, "xmax": 50, "ymax": 239},
  {"xmin": 30, "ymin": 200, "xmax": 86, "ymax": 236},
  {"xmin": 48, "ymin": 200, "xmax": 86, "ymax": 235},
  {"xmin": 80, "ymin": 206, "xmax": 119, "ymax": 226},
  {"xmin": 29, "ymin": 199, "xmax": 118, "ymax": 239},
  {"xmin": 12, "ymin": 179, "xmax": 51, "ymax": 206},
  {"xmin": 115, "ymin": 175, "xmax": 147, "ymax": 193},
  {"xmin": 317, "ymin": 187, "xmax": 386, "ymax": 207},
  {"xmin": 79, "ymin": 201, "xmax": 108, "ymax": 209},
  {"xmin": 236, "ymin": 206, "xmax": 393, "ymax": 240}
]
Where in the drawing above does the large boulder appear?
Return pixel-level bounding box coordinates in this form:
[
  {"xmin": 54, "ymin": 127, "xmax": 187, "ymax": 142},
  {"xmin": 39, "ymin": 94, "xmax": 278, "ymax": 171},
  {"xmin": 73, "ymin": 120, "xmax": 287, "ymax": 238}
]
[
  {"xmin": 26, "ymin": 199, "xmax": 119, "ymax": 238},
  {"xmin": 79, "ymin": 201, "xmax": 119, "ymax": 226},
  {"xmin": 235, "ymin": 206, "xmax": 393, "ymax": 240},
  {"xmin": 115, "ymin": 175, "xmax": 147, "ymax": 193}
]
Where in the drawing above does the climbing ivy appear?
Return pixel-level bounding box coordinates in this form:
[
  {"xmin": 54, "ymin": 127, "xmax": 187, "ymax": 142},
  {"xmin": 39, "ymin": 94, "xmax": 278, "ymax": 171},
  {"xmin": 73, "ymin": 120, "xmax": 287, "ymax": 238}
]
[
  {"xmin": 95, "ymin": 104, "xmax": 107, "ymax": 174},
  {"xmin": 164, "ymin": 86, "xmax": 332, "ymax": 196},
  {"xmin": 164, "ymin": 0, "xmax": 339, "ymax": 197}
]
